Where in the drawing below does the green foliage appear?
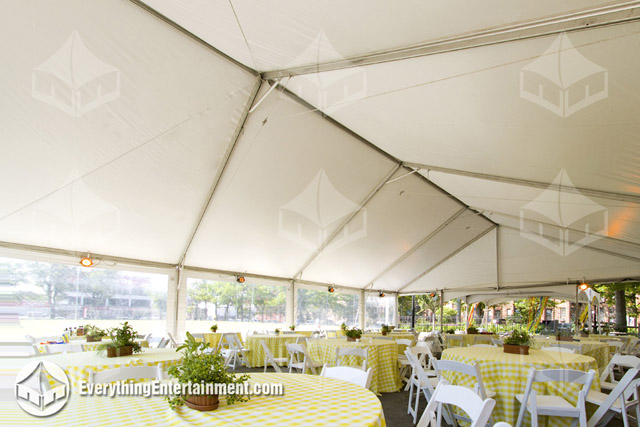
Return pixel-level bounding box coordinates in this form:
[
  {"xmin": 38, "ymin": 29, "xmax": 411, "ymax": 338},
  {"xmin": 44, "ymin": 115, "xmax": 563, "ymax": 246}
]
[
  {"xmin": 289, "ymin": 325, "xmax": 295, "ymax": 330},
  {"xmin": 210, "ymin": 324, "xmax": 218, "ymax": 332},
  {"xmin": 557, "ymin": 329, "xmax": 572, "ymax": 337},
  {"xmin": 274, "ymin": 328, "xmax": 280, "ymax": 334},
  {"xmin": 340, "ymin": 323, "xmax": 347, "ymax": 331},
  {"xmin": 466, "ymin": 325, "xmax": 478, "ymax": 334},
  {"xmin": 445, "ymin": 328, "xmax": 456, "ymax": 334},
  {"xmin": 97, "ymin": 321, "xmax": 142, "ymax": 354},
  {"xmin": 84, "ymin": 324, "xmax": 106, "ymax": 339},
  {"xmin": 381, "ymin": 325, "xmax": 390, "ymax": 333},
  {"xmin": 165, "ymin": 332, "xmax": 250, "ymax": 409},
  {"xmin": 344, "ymin": 327, "xmax": 363, "ymax": 339},
  {"xmin": 504, "ymin": 330, "xmax": 531, "ymax": 346}
]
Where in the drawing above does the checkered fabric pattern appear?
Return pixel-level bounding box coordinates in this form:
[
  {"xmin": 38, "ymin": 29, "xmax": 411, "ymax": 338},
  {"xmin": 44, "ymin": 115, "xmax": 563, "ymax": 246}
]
[
  {"xmin": 202, "ymin": 333, "xmax": 244, "ymax": 349},
  {"xmin": 531, "ymin": 338, "xmax": 610, "ymax": 373},
  {"xmin": 27, "ymin": 348, "xmax": 183, "ymax": 390},
  {"xmin": 444, "ymin": 334, "xmax": 497, "ymax": 348},
  {"xmin": 3, "ymin": 373, "xmax": 385, "ymax": 427},
  {"xmin": 245, "ymin": 335, "xmax": 304, "ymax": 367},
  {"xmin": 37, "ymin": 339, "xmax": 149, "ymax": 354},
  {"xmin": 306, "ymin": 338, "xmax": 401, "ymax": 394},
  {"xmin": 442, "ymin": 347, "xmax": 600, "ymax": 427}
]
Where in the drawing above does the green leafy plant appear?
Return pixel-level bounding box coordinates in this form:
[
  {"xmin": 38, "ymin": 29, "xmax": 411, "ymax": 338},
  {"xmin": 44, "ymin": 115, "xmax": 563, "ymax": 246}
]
[
  {"xmin": 503, "ymin": 330, "xmax": 531, "ymax": 346},
  {"xmin": 84, "ymin": 324, "xmax": 106, "ymax": 339},
  {"xmin": 446, "ymin": 328, "xmax": 456, "ymax": 334},
  {"xmin": 166, "ymin": 332, "xmax": 250, "ymax": 409},
  {"xmin": 381, "ymin": 325, "xmax": 390, "ymax": 334},
  {"xmin": 289, "ymin": 325, "xmax": 295, "ymax": 331},
  {"xmin": 340, "ymin": 323, "xmax": 347, "ymax": 331},
  {"xmin": 210, "ymin": 324, "xmax": 218, "ymax": 332},
  {"xmin": 97, "ymin": 321, "xmax": 142, "ymax": 354},
  {"xmin": 274, "ymin": 328, "xmax": 281, "ymax": 334},
  {"xmin": 344, "ymin": 327, "xmax": 363, "ymax": 339},
  {"xmin": 466, "ymin": 325, "xmax": 479, "ymax": 334},
  {"xmin": 557, "ymin": 329, "xmax": 572, "ymax": 336}
]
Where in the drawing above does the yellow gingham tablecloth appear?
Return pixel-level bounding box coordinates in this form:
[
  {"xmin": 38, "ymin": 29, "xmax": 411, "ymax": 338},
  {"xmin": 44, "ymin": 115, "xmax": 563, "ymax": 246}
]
[
  {"xmin": 531, "ymin": 338, "xmax": 610, "ymax": 373},
  {"xmin": 362, "ymin": 333, "xmax": 415, "ymax": 354},
  {"xmin": 245, "ymin": 335, "xmax": 305, "ymax": 367},
  {"xmin": 202, "ymin": 332, "xmax": 244, "ymax": 349},
  {"xmin": 37, "ymin": 339, "xmax": 149, "ymax": 353},
  {"xmin": 306, "ymin": 338, "xmax": 401, "ymax": 394},
  {"xmin": 444, "ymin": 333, "xmax": 497, "ymax": 347},
  {"xmin": 2, "ymin": 373, "xmax": 385, "ymax": 427},
  {"xmin": 24, "ymin": 348, "xmax": 182, "ymax": 390},
  {"xmin": 442, "ymin": 347, "xmax": 600, "ymax": 427}
]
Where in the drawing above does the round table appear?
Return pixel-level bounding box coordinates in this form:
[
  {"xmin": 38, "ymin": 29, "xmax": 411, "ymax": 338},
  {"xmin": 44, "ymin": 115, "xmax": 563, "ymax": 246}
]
[
  {"xmin": 306, "ymin": 338, "xmax": 401, "ymax": 394},
  {"xmin": 442, "ymin": 347, "xmax": 600, "ymax": 427},
  {"xmin": 444, "ymin": 333, "xmax": 497, "ymax": 347},
  {"xmin": 28, "ymin": 348, "xmax": 183, "ymax": 390},
  {"xmin": 202, "ymin": 332, "xmax": 244, "ymax": 349},
  {"xmin": 1, "ymin": 373, "xmax": 386, "ymax": 427},
  {"xmin": 245, "ymin": 334, "xmax": 306, "ymax": 367},
  {"xmin": 37, "ymin": 339, "xmax": 149, "ymax": 353},
  {"xmin": 531, "ymin": 337, "xmax": 610, "ymax": 373}
]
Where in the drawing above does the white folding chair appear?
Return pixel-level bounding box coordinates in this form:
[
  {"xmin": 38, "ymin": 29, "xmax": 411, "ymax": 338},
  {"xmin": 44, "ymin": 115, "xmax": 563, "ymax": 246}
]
[
  {"xmin": 588, "ymin": 368, "xmax": 640, "ymax": 427},
  {"xmin": 406, "ymin": 349, "xmax": 448, "ymax": 424},
  {"xmin": 608, "ymin": 341, "xmax": 626, "ymax": 354},
  {"xmin": 45, "ymin": 343, "xmax": 84, "ymax": 354},
  {"xmin": 623, "ymin": 341, "xmax": 640, "ymax": 356},
  {"xmin": 600, "ymin": 354, "xmax": 640, "ymax": 391},
  {"xmin": 89, "ymin": 363, "xmax": 163, "ymax": 384},
  {"xmin": 335, "ymin": 347, "xmax": 368, "ymax": 371},
  {"xmin": 433, "ymin": 359, "xmax": 496, "ymax": 400},
  {"xmin": 143, "ymin": 333, "xmax": 153, "ymax": 342},
  {"xmin": 220, "ymin": 333, "xmax": 250, "ymax": 370},
  {"xmin": 417, "ymin": 379, "xmax": 496, "ymax": 427},
  {"xmin": 541, "ymin": 346, "xmax": 576, "ymax": 354},
  {"xmin": 286, "ymin": 343, "xmax": 321, "ymax": 375},
  {"xmin": 397, "ymin": 338, "xmax": 413, "ymax": 347},
  {"xmin": 320, "ymin": 364, "xmax": 373, "ymax": 389},
  {"xmin": 491, "ymin": 339, "xmax": 503, "ymax": 347},
  {"xmin": 447, "ymin": 335, "xmax": 465, "ymax": 348},
  {"xmin": 474, "ymin": 336, "xmax": 493, "ymax": 345},
  {"xmin": 156, "ymin": 337, "xmax": 169, "ymax": 348},
  {"xmin": 260, "ymin": 340, "xmax": 288, "ymax": 373},
  {"xmin": 167, "ymin": 332, "xmax": 181, "ymax": 348},
  {"xmin": 515, "ymin": 368, "xmax": 596, "ymax": 427}
]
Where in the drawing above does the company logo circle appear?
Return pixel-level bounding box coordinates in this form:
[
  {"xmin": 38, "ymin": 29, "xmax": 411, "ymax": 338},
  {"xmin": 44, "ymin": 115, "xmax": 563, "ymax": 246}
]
[{"xmin": 14, "ymin": 360, "xmax": 70, "ymax": 417}]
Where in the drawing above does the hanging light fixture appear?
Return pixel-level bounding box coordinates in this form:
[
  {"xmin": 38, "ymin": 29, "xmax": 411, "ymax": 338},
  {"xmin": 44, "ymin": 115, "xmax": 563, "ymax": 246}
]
[
  {"xmin": 236, "ymin": 275, "xmax": 246, "ymax": 283},
  {"xmin": 579, "ymin": 282, "xmax": 589, "ymax": 291},
  {"xmin": 429, "ymin": 292, "xmax": 436, "ymax": 298},
  {"xmin": 79, "ymin": 254, "xmax": 93, "ymax": 267},
  {"xmin": 328, "ymin": 286, "xmax": 335, "ymax": 293},
  {"xmin": 379, "ymin": 291, "xmax": 385, "ymax": 298}
]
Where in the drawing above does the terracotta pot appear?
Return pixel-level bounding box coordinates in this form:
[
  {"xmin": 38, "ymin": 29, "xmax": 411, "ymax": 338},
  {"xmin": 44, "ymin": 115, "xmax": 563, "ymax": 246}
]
[
  {"xmin": 86, "ymin": 336, "xmax": 102, "ymax": 342},
  {"xmin": 184, "ymin": 395, "xmax": 219, "ymax": 411},
  {"xmin": 106, "ymin": 345, "xmax": 133, "ymax": 357},
  {"xmin": 346, "ymin": 337, "xmax": 358, "ymax": 342},
  {"xmin": 381, "ymin": 331, "xmax": 387, "ymax": 336},
  {"xmin": 556, "ymin": 335, "xmax": 574, "ymax": 342},
  {"xmin": 503, "ymin": 344, "xmax": 529, "ymax": 355}
]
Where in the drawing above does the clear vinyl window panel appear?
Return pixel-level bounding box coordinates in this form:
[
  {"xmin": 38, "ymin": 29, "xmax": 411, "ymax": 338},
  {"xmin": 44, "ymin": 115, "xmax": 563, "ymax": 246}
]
[
  {"xmin": 296, "ymin": 287, "xmax": 360, "ymax": 330},
  {"xmin": 185, "ymin": 278, "xmax": 286, "ymax": 336},
  {"xmin": 365, "ymin": 295, "xmax": 396, "ymax": 329},
  {"xmin": 3, "ymin": 256, "xmax": 167, "ymax": 340}
]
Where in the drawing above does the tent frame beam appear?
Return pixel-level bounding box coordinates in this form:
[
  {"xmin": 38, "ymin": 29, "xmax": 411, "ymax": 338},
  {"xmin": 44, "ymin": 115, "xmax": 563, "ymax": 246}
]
[
  {"xmin": 292, "ymin": 164, "xmax": 401, "ymax": 281},
  {"xmin": 263, "ymin": 1, "xmax": 640, "ymax": 79},
  {"xmin": 406, "ymin": 162, "xmax": 640, "ymax": 205},
  {"xmin": 176, "ymin": 77, "xmax": 264, "ymax": 267},
  {"xmin": 398, "ymin": 224, "xmax": 497, "ymax": 292},
  {"xmin": 366, "ymin": 207, "xmax": 467, "ymax": 288}
]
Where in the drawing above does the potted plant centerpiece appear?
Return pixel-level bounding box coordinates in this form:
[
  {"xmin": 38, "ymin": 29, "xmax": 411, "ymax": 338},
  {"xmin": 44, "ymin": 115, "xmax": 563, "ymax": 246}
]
[
  {"xmin": 466, "ymin": 325, "xmax": 479, "ymax": 335},
  {"xmin": 210, "ymin": 324, "xmax": 218, "ymax": 333},
  {"xmin": 274, "ymin": 328, "xmax": 281, "ymax": 335},
  {"xmin": 340, "ymin": 323, "xmax": 347, "ymax": 332},
  {"xmin": 556, "ymin": 329, "xmax": 574, "ymax": 342},
  {"xmin": 344, "ymin": 327, "xmax": 363, "ymax": 342},
  {"xmin": 84, "ymin": 325, "xmax": 106, "ymax": 342},
  {"xmin": 503, "ymin": 330, "xmax": 531, "ymax": 355},
  {"xmin": 381, "ymin": 325, "xmax": 390, "ymax": 336},
  {"xmin": 97, "ymin": 321, "xmax": 142, "ymax": 357},
  {"xmin": 166, "ymin": 332, "xmax": 250, "ymax": 411},
  {"xmin": 289, "ymin": 325, "xmax": 295, "ymax": 331}
]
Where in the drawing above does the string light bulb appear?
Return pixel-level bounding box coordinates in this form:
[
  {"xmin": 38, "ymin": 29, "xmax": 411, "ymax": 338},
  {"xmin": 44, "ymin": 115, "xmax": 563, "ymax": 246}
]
[{"xmin": 79, "ymin": 254, "xmax": 93, "ymax": 267}]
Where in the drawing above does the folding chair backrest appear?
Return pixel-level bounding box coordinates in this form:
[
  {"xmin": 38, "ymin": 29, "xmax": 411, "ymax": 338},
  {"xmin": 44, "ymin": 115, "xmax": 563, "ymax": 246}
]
[
  {"xmin": 447, "ymin": 335, "xmax": 464, "ymax": 347},
  {"xmin": 589, "ymin": 368, "xmax": 640, "ymax": 427},
  {"xmin": 261, "ymin": 340, "xmax": 275, "ymax": 360},
  {"xmin": 396, "ymin": 339, "xmax": 413, "ymax": 346},
  {"xmin": 417, "ymin": 379, "xmax": 496, "ymax": 427},
  {"xmin": 320, "ymin": 364, "xmax": 373, "ymax": 389},
  {"xmin": 157, "ymin": 337, "xmax": 169, "ymax": 348},
  {"xmin": 490, "ymin": 339, "xmax": 503, "ymax": 347},
  {"xmin": 286, "ymin": 343, "xmax": 305, "ymax": 364},
  {"xmin": 335, "ymin": 347, "xmax": 368, "ymax": 370},
  {"xmin": 608, "ymin": 341, "xmax": 625, "ymax": 352},
  {"xmin": 433, "ymin": 359, "xmax": 489, "ymax": 399},
  {"xmin": 45, "ymin": 343, "xmax": 84, "ymax": 354},
  {"xmin": 601, "ymin": 354, "xmax": 640, "ymax": 383},
  {"xmin": 89, "ymin": 364, "xmax": 163, "ymax": 384}
]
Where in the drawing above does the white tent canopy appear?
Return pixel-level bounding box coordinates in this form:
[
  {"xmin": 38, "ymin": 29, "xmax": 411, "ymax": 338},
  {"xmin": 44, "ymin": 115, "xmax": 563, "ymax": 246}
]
[{"xmin": 1, "ymin": 0, "xmax": 639, "ymax": 303}]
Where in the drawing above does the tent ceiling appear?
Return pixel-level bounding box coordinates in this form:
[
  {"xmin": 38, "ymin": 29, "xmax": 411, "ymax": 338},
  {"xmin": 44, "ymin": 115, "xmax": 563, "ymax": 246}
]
[{"xmin": 1, "ymin": 0, "xmax": 639, "ymax": 298}]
